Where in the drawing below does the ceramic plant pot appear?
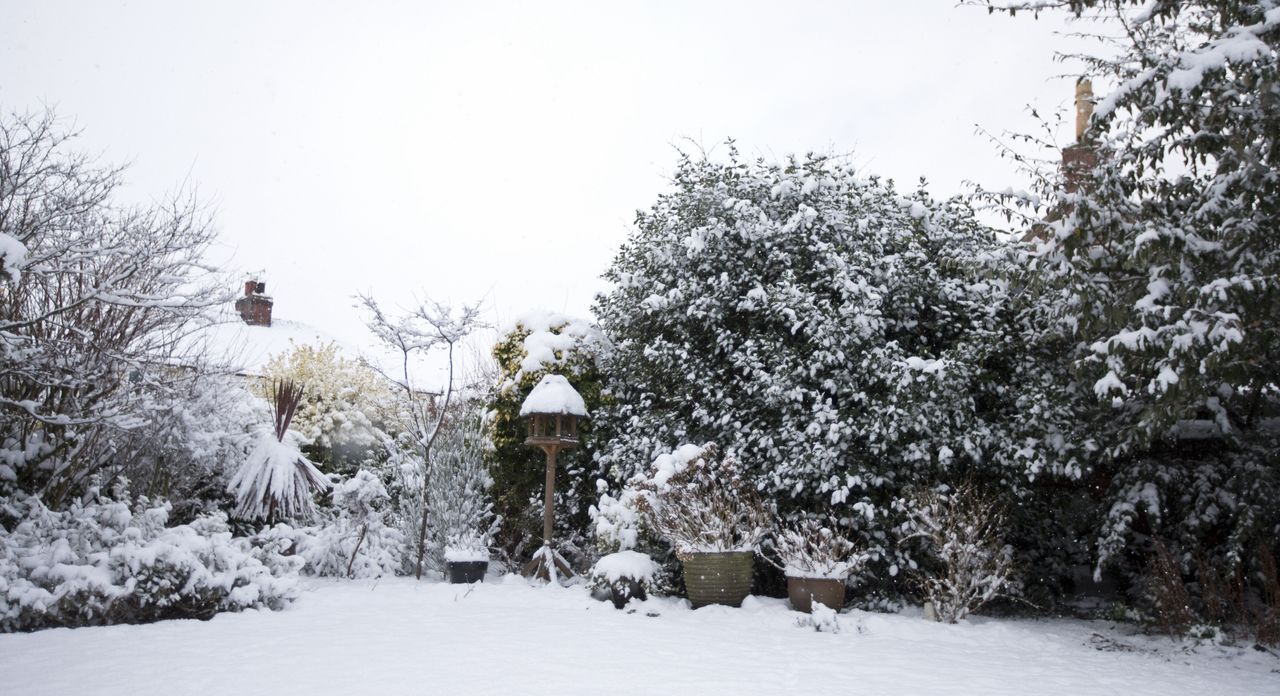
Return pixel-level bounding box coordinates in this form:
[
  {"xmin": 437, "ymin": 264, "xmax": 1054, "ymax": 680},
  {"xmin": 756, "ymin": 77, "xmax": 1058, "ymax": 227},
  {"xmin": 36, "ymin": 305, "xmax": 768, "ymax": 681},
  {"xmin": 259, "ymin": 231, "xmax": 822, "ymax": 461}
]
[
  {"xmin": 681, "ymin": 551, "xmax": 753, "ymax": 608},
  {"xmin": 786, "ymin": 576, "xmax": 846, "ymax": 613},
  {"xmin": 447, "ymin": 561, "xmax": 488, "ymax": 584}
]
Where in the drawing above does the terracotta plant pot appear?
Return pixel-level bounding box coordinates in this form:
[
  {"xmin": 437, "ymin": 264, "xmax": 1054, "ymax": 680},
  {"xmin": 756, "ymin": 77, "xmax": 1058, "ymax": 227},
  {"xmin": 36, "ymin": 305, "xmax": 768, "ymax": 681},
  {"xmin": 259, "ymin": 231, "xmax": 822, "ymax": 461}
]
[
  {"xmin": 787, "ymin": 576, "xmax": 845, "ymax": 613},
  {"xmin": 447, "ymin": 561, "xmax": 488, "ymax": 584},
  {"xmin": 608, "ymin": 578, "xmax": 647, "ymax": 609},
  {"xmin": 681, "ymin": 551, "xmax": 753, "ymax": 608}
]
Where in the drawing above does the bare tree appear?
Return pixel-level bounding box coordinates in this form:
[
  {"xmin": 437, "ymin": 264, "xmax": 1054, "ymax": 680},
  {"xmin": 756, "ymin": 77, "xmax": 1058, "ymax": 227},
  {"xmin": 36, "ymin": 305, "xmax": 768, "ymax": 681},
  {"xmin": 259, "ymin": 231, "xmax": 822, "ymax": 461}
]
[
  {"xmin": 0, "ymin": 109, "xmax": 228, "ymax": 506},
  {"xmin": 357, "ymin": 293, "xmax": 483, "ymax": 579}
]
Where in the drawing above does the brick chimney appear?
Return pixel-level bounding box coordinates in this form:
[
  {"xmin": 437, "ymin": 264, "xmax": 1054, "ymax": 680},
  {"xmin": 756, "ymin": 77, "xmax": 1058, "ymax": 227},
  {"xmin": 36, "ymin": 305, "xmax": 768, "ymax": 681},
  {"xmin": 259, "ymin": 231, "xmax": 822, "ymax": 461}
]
[
  {"xmin": 1061, "ymin": 78, "xmax": 1098, "ymax": 195},
  {"xmin": 1024, "ymin": 78, "xmax": 1099, "ymax": 242},
  {"xmin": 234, "ymin": 278, "xmax": 273, "ymax": 326}
]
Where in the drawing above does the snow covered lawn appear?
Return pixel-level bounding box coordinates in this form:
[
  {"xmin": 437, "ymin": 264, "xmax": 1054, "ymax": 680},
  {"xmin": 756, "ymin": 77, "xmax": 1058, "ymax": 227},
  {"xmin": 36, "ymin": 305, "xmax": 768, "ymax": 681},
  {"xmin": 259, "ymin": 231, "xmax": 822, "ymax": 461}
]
[{"xmin": 2, "ymin": 576, "xmax": 1275, "ymax": 695}]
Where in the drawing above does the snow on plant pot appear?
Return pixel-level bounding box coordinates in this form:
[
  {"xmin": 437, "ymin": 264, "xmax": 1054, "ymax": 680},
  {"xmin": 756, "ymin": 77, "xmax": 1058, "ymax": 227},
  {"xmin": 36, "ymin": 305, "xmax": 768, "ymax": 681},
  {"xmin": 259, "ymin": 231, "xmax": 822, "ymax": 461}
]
[
  {"xmin": 444, "ymin": 529, "xmax": 490, "ymax": 584},
  {"xmin": 769, "ymin": 516, "xmax": 863, "ymax": 614},
  {"xmin": 591, "ymin": 551, "xmax": 659, "ymax": 609},
  {"xmin": 633, "ymin": 443, "xmax": 773, "ymax": 608}
]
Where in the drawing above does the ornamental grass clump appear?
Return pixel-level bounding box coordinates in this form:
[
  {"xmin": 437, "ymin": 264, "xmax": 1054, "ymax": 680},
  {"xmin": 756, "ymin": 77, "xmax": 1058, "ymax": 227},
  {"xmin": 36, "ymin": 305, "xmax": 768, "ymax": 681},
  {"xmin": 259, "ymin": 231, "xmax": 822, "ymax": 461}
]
[
  {"xmin": 229, "ymin": 379, "xmax": 330, "ymax": 522},
  {"xmin": 633, "ymin": 443, "xmax": 773, "ymax": 558}
]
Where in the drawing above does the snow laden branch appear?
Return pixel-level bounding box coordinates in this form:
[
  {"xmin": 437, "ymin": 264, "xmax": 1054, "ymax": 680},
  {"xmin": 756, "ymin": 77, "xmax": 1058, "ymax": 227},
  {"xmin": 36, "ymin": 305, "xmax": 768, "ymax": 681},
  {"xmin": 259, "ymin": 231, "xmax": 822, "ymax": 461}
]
[
  {"xmin": 356, "ymin": 292, "xmax": 485, "ymax": 579},
  {"xmin": 0, "ymin": 108, "xmax": 231, "ymax": 506}
]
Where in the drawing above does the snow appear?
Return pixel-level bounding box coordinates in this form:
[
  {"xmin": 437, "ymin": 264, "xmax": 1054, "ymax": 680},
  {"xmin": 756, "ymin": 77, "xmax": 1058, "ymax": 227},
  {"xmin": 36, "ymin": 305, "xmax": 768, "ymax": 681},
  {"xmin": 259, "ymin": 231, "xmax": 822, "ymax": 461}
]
[
  {"xmin": 442, "ymin": 547, "xmax": 489, "ymax": 563},
  {"xmin": 500, "ymin": 310, "xmax": 605, "ymax": 388},
  {"xmin": 0, "ymin": 232, "xmax": 27, "ymax": 280},
  {"xmin": 195, "ymin": 313, "xmax": 354, "ymax": 376},
  {"xmin": 1, "ymin": 578, "xmax": 1274, "ymax": 696},
  {"xmin": 648, "ymin": 443, "xmax": 707, "ymax": 487},
  {"xmin": 519, "ymin": 374, "xmax": 588, "ymax": 417},
  {"xmin": 591, "ymin": 550, "xmax": 658, "ymax": 583}
]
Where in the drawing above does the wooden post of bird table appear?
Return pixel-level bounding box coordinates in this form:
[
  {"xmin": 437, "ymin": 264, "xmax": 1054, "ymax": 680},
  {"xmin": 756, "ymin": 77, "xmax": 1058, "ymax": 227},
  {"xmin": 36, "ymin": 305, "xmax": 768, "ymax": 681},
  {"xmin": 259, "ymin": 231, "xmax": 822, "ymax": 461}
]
[
  {"xmin": 541, "ymin": 442, "xmax": 558, "ymax": 548},
  {"xmin": 519, "ymin": 374, "xmax": 588, "ymax": 582}
]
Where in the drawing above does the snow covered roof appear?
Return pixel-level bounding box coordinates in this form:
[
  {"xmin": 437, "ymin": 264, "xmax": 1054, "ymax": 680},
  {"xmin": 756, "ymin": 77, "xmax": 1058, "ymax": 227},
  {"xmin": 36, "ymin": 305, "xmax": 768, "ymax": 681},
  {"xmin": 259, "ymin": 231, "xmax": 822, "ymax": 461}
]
[
  {"xmin": 519, "ymin": 374, "xmax": 588, "ymax": 417},
  {"xmin": 193, "ymin": 309, "xmax": 356, "ymax": 377}
]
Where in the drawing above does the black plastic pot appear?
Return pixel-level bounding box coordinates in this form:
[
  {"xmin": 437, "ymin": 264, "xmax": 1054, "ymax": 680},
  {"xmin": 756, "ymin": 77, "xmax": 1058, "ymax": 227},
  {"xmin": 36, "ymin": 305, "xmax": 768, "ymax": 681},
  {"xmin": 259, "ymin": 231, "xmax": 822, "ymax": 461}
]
[
  {"xmin": 608, "ymin": 578, "xmax": 647, "ymax": 609},
  {"xmin": 447, "ymin": 561, "xmax": 488, "ymax": 584}
]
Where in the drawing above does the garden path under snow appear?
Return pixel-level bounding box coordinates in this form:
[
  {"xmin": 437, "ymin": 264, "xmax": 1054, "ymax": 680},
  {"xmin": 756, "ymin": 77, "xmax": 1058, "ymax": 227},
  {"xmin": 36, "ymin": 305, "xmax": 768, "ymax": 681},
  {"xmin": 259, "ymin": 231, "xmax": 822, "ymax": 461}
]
[{"xmin": 2, "ymin": 576, "xmax": 1275, "ymax": 695}]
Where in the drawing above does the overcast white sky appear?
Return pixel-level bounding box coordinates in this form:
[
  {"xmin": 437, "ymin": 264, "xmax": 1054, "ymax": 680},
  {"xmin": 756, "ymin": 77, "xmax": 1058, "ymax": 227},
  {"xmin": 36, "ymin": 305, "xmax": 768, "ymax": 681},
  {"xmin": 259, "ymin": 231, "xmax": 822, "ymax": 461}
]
[{"xmin": 1, "ymin": 0, "xmax": 1083, "ymax": 365}]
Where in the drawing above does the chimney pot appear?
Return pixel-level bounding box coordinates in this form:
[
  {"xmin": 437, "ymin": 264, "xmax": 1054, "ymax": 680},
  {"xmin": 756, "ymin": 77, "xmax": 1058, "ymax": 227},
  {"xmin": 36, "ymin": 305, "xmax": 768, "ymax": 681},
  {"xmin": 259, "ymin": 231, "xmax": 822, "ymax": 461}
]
[
  {"xmin": 1075, "ymin": 78, "xmax": 1094, "ymax": 143},
  {"xmin": 244, "ymin": 280, "xmax": 256, "ymax": 297}
]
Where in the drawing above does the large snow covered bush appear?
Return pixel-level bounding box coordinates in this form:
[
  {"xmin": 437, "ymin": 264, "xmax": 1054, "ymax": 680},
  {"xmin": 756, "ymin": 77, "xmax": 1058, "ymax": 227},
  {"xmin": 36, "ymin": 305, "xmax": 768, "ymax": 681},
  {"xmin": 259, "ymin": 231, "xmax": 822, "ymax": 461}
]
[
  {"xmin": 0, "ymin": 492, "xmax": 298, "ymax": 632},
  {"xmin": 256, "ymin": 470, "xmax": 405, "ymax": 579},
  {"xmin": 593, "ymin": 148, "xmax": 1077, "ymax": 585}
]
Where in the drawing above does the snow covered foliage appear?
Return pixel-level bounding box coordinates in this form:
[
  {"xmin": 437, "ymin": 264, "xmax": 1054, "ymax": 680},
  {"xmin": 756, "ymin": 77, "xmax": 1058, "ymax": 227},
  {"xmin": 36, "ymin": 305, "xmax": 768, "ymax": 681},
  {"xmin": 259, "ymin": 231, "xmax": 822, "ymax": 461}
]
[
  {"xmin": 253, "ymin": 471, "xmax": 404, "ymax": 580},
  {"xmin": 256, "ymin": 342, "xmax": 396, "ymax": 474},
  {"xmin": 769, "ymin": 515, "xmax": 863, "ymax": 580},
  {"xmin": 98, "ymin": 374, "xmax": 261, "ymax": 521},
  {"xmin": 228, "ymin": 380, "xmax": 330, "ymax": 522},
  {"xmin": 593, "ymin": 148, "xmax": 1078, "ymax": 583},
  {"xmin": 0, "ymin": 232, "xmax": 25, "ymax": 281},
  {"xmin": 983, "ymin": 0, "xmax": 1280, "ymax": 459},
  {"xmin": 899, "ymin": 482, "xmax": 1017, "ymax": 623},
  {"xmin": 1093, "ymin": 437, "xmax": 1280, "ymax": 588},
  {"xmin": 496, "ymin": 311, "xmax": 606, "ymax": 392},
  {"xmin": 589, "ymin": 482, "xmax": 643, "ymax": 553},
  {"xmin": 486, "ymin": 312, "xmax": 605, "ymax": 564},
  {"xmin": 322, "ymin": 470, "xmax": 403, "ymax": 578},
  {"xmin": 591, "ymin": 550, "xmax": 659, "ymax": 585},
  {"xmin": 422, "ymin": 407, "xmax": 496, "ymax": 573},
  {"xmin": 0, "ymin": 491, "xmax": 297, "ymax": 632},
  {"xmin": 977, "ymin": 0, "xmax": 1280, "ymax": 614},
  {"xmin": 0, "ymin": 109, "xmax": 229, "ymax": 507},
  {"xmin": 589, "ymin": 550, "xmax": 659, "ymax": 605},
  {"xmin": 633, "ymin": 443, "xmax": 773, "ymax": 556}
]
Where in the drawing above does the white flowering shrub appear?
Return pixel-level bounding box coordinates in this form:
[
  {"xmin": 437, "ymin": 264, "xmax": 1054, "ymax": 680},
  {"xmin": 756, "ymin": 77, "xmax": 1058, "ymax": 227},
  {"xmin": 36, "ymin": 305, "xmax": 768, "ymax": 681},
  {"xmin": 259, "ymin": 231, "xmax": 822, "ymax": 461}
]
[
  {"xmin": 256, "ymin": 342, "xmax": 396, "ymax": 474},
  {"xmin": 0, "ymin": 492, "xmax": 298, "ymax": 632}
]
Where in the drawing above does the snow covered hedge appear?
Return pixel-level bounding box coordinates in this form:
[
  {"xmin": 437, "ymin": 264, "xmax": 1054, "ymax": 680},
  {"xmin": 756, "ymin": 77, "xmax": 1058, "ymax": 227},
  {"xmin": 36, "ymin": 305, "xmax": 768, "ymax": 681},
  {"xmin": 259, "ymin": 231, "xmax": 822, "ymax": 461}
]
[{"xmin": 0, "ymin": 492, "xmax": 298, "ymax": 632}]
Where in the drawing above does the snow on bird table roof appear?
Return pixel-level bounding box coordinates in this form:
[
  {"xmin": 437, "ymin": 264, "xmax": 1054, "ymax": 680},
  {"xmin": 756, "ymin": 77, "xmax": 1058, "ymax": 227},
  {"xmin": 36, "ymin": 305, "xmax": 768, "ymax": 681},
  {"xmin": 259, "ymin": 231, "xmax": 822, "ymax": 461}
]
[{"xmin": 519, "ymin": 374, "xmax": 588, "ymax": 417}]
